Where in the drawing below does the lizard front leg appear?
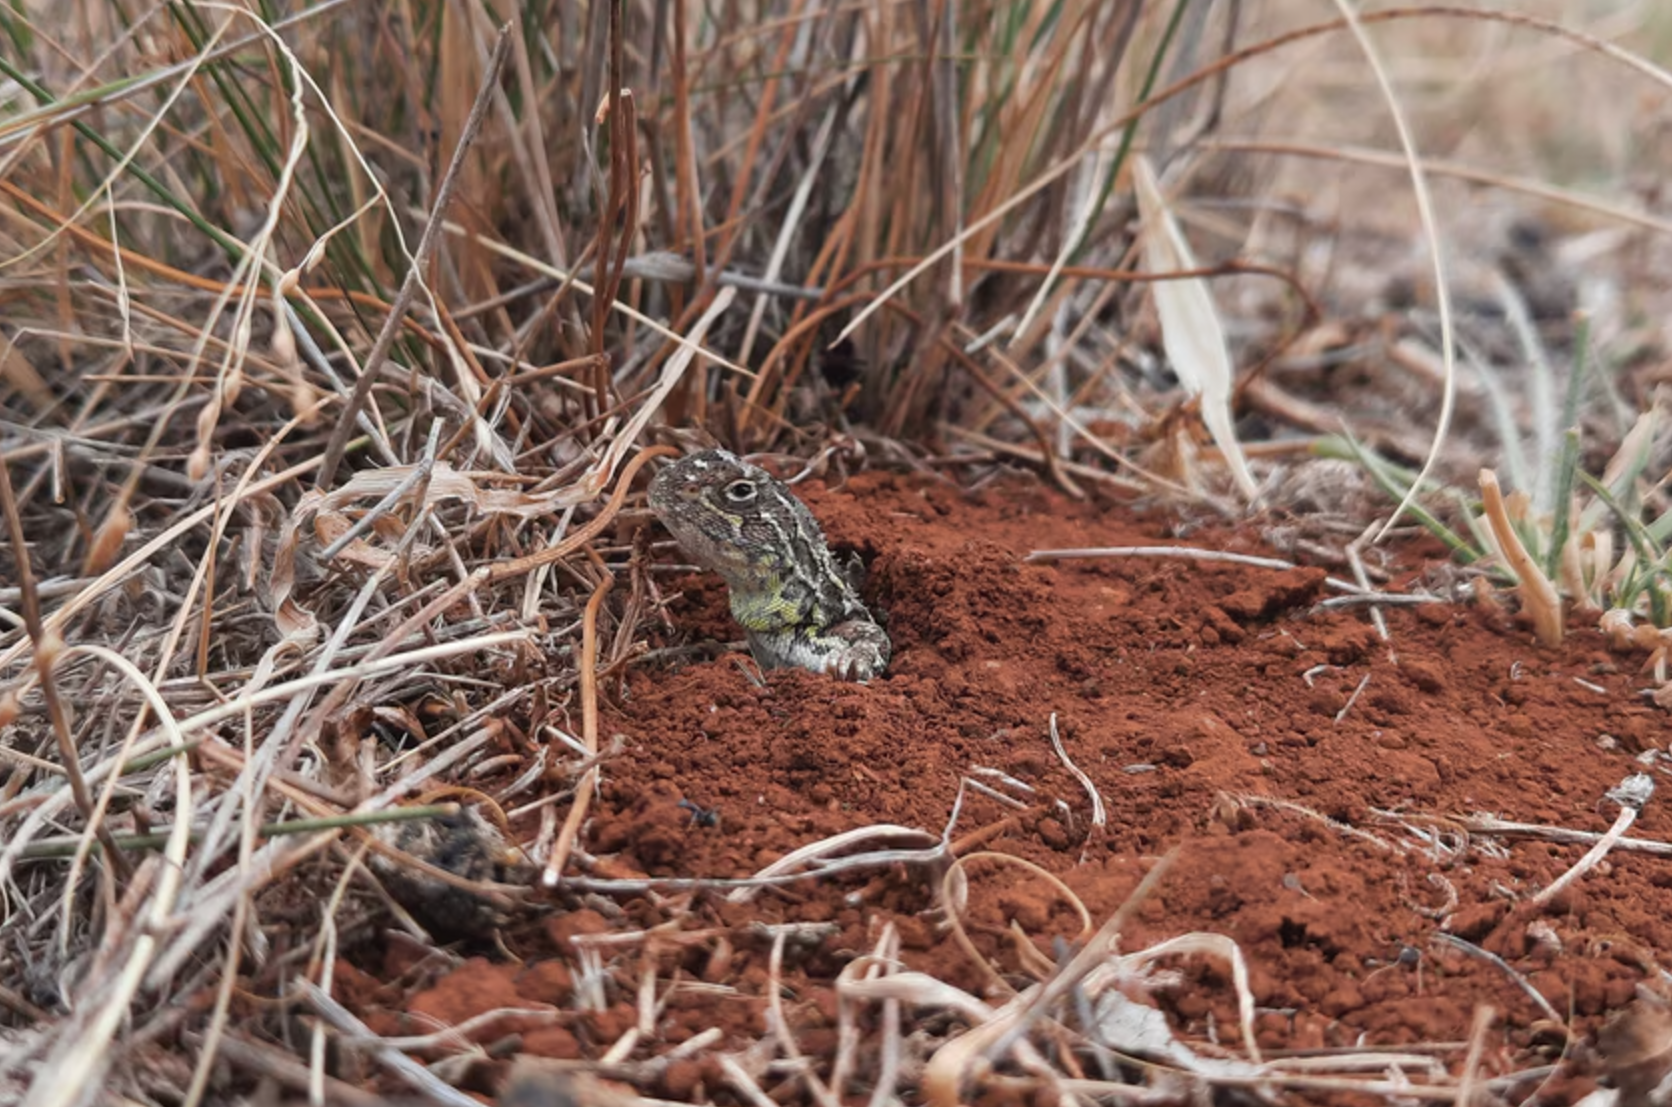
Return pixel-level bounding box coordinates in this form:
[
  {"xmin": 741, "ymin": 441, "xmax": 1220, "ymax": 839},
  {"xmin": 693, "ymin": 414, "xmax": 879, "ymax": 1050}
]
[{"xmin": 747, "ymin": 620, "xmax": 891, "ymax": 682}]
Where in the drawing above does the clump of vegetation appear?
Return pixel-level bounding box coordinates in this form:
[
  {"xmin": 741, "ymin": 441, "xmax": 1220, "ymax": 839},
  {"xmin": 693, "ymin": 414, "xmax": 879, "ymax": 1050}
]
[{"xmin": 1346, "ymin": 321, "xmax": 1672, "ymax": 655}]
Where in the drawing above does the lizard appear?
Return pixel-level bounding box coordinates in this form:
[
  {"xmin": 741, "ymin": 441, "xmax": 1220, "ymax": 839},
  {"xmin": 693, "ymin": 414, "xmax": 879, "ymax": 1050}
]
[{"xmin": 647, "ymin": 449, "xmax": 891, "ymax": 682}]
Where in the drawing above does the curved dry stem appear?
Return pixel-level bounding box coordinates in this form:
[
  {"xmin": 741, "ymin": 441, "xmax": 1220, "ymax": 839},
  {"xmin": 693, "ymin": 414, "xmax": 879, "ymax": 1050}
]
[
  {"xmin": 541, "ymin": 569, "xmax": 613, "ymax": 886},
  {"xmin": 1329, "ymin": 0, "xmax": 1456, "ymax": 543},
  {"xmin": 23, "ymin": 645, "xmax": 193, "ymax": 1107},
  {"xmin": 939, "ymin": 850, "xmax": 1094, "ymax": 993},
  {"xmin": 1480, "ymin": 469, "xmax": 1563, "ymax": 646}
]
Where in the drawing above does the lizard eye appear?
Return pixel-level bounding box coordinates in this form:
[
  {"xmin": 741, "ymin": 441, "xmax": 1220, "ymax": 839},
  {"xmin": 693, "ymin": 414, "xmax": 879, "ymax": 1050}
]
[{"xmin": 722, "ymin": 479, "xmax": 757, "ymax": 504}]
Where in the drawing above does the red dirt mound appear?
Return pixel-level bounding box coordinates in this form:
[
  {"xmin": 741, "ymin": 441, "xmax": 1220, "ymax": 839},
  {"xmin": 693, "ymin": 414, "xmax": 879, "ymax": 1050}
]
[{"xmin": 368, "ymin": 468, "xmax": 1672, "ymax": 1104}]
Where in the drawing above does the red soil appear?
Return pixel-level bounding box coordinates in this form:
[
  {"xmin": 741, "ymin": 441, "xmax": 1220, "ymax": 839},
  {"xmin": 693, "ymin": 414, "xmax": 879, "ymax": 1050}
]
[{"xmin": 360, "ymin": 467, "xmax": 1672, "ymax": 1104}]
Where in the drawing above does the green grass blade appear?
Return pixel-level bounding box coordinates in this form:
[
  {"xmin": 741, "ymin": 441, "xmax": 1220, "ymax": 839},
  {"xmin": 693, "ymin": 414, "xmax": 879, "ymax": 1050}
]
[
  {"xmin": 0, "ymin": 0, "xmax": 33, "ymax": 53},
  {"xmin": 1648, "ymin": 504, "xmax": 1672, "ymax": 547},
  {"xmin": 0, "ymin": 45, "xmax": 245, "ymax": 265},
  {"xmin": 1544, "ymin": 427, "xmax": 1580, "ymax": 580},
  {"xmin": 1561, "ymin": 313, "xmax": 1591, "ymax": 431},
  {"xmin": 1328, "ymin": 434, "xmax": 1480, "ymax": 562},
  {"xmin": 1576, "ymin": 468, "xmax": 1670, "ymax": 624}
]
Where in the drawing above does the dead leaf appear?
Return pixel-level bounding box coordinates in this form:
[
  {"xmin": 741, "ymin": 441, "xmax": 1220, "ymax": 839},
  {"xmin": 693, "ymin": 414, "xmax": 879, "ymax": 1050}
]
[
  {"xmin": 1596, "ymin": 999, "xmax": 1672, "ymax": 1105},
  {"xmin": 1132, "ymin": 156, "xmax": 1259, "ymax": 506}
]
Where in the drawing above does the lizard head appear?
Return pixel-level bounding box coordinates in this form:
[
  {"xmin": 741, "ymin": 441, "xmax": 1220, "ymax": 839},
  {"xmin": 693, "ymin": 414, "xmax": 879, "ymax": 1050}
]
[{"xmin": 647, "ymin": 449, "xmax": 800, "ymax": 585}]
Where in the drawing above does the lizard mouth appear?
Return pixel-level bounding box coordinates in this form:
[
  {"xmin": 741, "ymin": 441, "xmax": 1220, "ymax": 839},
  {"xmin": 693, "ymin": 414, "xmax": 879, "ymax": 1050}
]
[{"xmin": 698, "ymin": 541, "xmax": 773, "ymax": 585}]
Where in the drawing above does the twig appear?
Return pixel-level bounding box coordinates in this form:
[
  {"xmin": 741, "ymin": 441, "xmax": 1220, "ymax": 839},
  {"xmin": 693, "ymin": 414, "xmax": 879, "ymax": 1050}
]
[
  {"xmin": 766, "ymin": 930, "xmax": 841, "ymax": 1107},
  {"xmin": 1430, "ymin": 934, "xmax": 1563, "ymax": 1024},
  {"xmin": 452, "ymin": 258, "xmax": 824, "ymax": 319},
  {"xmin": 317, "ymin": 422, "xmax": 442, "ymax": 562},
  {"xmin": 1529, "ymin": 773, "xmax": 1654, "ymax": 908},
  {"xmin": 1451, "ymin": 813, "xmax": 1672, "ymax": 858},
  {"xmin": 22, "ymin": 647, "xmax": 194, "ymax": 1107},
  {"xmin": 1331, "ymin": 0, "xmax": 1458, "ymax": 546},
  {"xmin": 727, "ymin": 823, "xmax": 945, "ymax": 903},
  {"xmin": 718, "ymin": 1055, "xmax": 780, "ymax": 1107},
  {"xmin": 563, "ymin": 823, "xmax": 949, "ymax": 897},
  {"xmin": 941, "ymin": 852, "xmax": 1092, "ymax": 991},
  {"xmin": 558, "ymin": 861, "xmax": 933, "ymax": 896},
  {"xmin": 939, "ymin": 424, "xmax": 1146, "ymax": 492},
  {"xmin": 542, "ymin": 570, "xmax": 612, "ymax": 886},
  {"xmin": 986, "ymin": 851, "xmax": 1180, "ymax": 1063},
  {"xmin": 0, "ymin": 577, "xmax": 99, "ymax": 604},
  {"xmin": 949, "ymin": 815, "xmax": 1025, "ymax": 856},
  {"xmin": 1346, "ymin": 520, "xmax": 1391, "ymax": 645},
  {"xmin": 1335, "ymin": 672, "xmax": 1371, "ymax": 723},
  {"xmin": 123, "ymin": 633, "xmax": 533, "ymax": 762},
  {"xmin": 1046, "ymin": 713, "xmax": 1105, "ymax": 863},
  {"xmin": 314, "ymin": 25, "xmax": 512, "ymax": 489},
  {"xmin": 1457, "ymin": 1005, "xmax": 1493, "ymax": 1107},
  {"xmin": 18, "ymin": 804, "xmax": 460, "ymax": 859},
  {"xmin": 831, "ymin": 925, "xmax": 900, "ymax": 1104},
  {"xmin": 1232, "ymin": 793, "xmax": 1400, "ymax": 852},
  {"xmin": 918, "ymin": 856, "xmax": 1178, "ymax": 1107},
  {"xmin": 960, "ymin": 778, "xmax": 1031, "ymax": 811},
  {"xmin": 488, "ymin": 446, "xmax": 675, "ymax": 581},
  {"xmin": 336, "ymin": 1006, "xmax": 560, "ymax": 1052},
  {"xmin": 206, "ymin": 1034, "xmax": 386, "ymax": 1107},
  {"xmin": 299, "ymin": 981, "xmax": 480, "ymax": 1107},
  {"xmin": 0, "ymin": 454, "xmax": 130, "ymax": 876},
  {"xmin": 1026, "ymin": 545, "xmax": 1365, "ymax": 596},
  {"xmin": 0, "ymin": 454, "xmax": 326, "ymax": 677},
  {"xmin": 1315, "ymin": 592, "xmax": 1446, "ymax": 609},
  {"xmin": 867, "ymin": 954, "xmax": 904, "ymax": 1107}
]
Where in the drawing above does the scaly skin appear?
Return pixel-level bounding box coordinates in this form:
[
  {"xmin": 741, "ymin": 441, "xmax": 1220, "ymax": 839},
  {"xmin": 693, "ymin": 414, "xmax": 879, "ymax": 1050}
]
[{"xmin": 647, "ymin": 449, "xmax": 890, "ymax": 681}]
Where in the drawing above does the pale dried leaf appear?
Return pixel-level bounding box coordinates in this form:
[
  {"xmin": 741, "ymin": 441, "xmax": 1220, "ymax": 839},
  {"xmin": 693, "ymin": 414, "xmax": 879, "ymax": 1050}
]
[
  {"xmin": 319, "ymin": 461, "xmax": 597, "ymax": 520},
  {"xmin": 1092, "ymin": 991, "xmax": 1264, "ymax": 1081},
  {"xmin": 589, "ymin": 284, "xmax": 736, "ymax": 497},
  {"xmin": 1602, "ymin": 403, "xmax": 1660, "ymax": 492},
  {"xmin": 1596, "ymin": 1000, "xmax": 1672, "ymax": 1105},
  {"xmin": 1089, "ymin": 930, "xmax": 1265, "ymax": 1066},
  {"xmin": 1132, "ymin": 156, "xmax": 1259, "ymax": 504}
]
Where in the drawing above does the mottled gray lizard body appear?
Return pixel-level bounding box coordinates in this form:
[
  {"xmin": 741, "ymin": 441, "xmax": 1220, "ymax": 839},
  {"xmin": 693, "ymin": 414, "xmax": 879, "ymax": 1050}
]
[{"xmin": 647, "ymin": 449, "xmax": 890, "ymax": 681}]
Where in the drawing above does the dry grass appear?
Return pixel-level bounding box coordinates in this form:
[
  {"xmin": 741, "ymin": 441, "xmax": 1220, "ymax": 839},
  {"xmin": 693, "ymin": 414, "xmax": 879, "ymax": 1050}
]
[{"xmin": 2, "ymin": 0, "xmax": 1672, "ymax": 1104}]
